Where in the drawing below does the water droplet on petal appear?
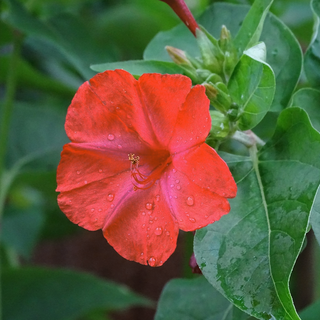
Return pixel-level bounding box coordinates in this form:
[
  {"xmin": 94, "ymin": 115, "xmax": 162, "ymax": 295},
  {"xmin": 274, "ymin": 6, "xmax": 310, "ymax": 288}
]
[
  {"xmin": 91, "ymin": 208, "xmax": 95, "ymax": 212},
  {"xmin": 149, "ymin": 220, "xmax": 153, "ymax": 224},
  {"xmin": 155, "ymin": 227, "xmax": 163, "ymax": 236},
  {"xmin": 189, "ymin": 217, "xmax": 196, "ymax": 223},
  {"xmin": 186, "ymin": 196, "xmax": 194, "ymax": 206},
  {"xmin": 149, "ymin": 257, "xmax": 156, "ymax": 267},
  {"xmin": 170, "ymin": 184, "xmax": 174, "ymax": 188},
  {"xmin": 176, "ymin": 185, "xmax": 181, "ymax": 190},
  {"xmin": 117, "ymin": 144, "xmax": 122, "ymax": 149},
  {"xmin": 108, "ymin": 134, "xmax": 115, "ymax": 141},
  {"xmin": 99, "ymin": 169, "xmax": 103, "ymax": 173},
  {"xmin": 76, "ymin": 170, "xmax": 81, "ymax": 175},
  {"xmin": 156, "ymin": 195, "xmax": 160, "ymax": 202},
  {"xmin": 98, "ymin": 208, "xmax": 102, "ymax": 212},
  {"xmin": 110, "ymin": 204, "xmax": 115, "ymax": 208},
  {"xmin": 142, "ymin": 224, "xmax": 145, "ymax": 228},
  {"xmin": 175, "ymin": 179, "xmax": 179, "ymax": 183},
  {"xmin": 172, "ymin": 168, "xmax": 177, "ymax": 173},
  {"xmin": 107, "ymin": 194, "xmax": 114, "ymax": 202},
  {"xmin": 84, "ymin": 180, "xmax": 88, "ymax": 184},
  {"xmin": 146, "ymin": 203, "xmax": 153, "ymax": 210},
  {"xmin": 166, "ymin": 231, "xmax": 170, "ymax": 236}
]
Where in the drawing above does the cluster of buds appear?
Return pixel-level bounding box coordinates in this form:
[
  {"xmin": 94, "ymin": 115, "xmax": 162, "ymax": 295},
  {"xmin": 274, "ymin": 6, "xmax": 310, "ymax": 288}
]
[{"xmin": 161, "ymin": 0, "xmax": 241, "ymax": 144}]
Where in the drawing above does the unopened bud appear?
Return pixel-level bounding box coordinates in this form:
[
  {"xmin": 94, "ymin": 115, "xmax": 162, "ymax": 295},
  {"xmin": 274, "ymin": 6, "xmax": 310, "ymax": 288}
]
[
  {"xmin": 196, "ymin": 28, "xmax": 223, "ymax": 75},
  {"xmin": 166, "ymin": 46, "xmax": 192, "ymax": 66},
  {"xmin": 219, "ymin": 25, "xmax": 238, "ymax": 78},
  {"xmin": 203, "ymin": 82, "xmax": 231, "ymax": 113},
  {"xmin": 209, "ymin": 110, "xmax": 230, "ymax": 139},
  {"xmin": 227, "ymin": 102, "xmax": 240, "ymax": 121}
]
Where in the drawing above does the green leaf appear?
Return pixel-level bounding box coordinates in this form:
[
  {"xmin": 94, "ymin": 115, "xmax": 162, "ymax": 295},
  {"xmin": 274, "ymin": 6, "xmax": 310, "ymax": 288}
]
[
  {"xmin": 195, "ymin": 107, "xmax": 320, "ymax": 320},
  {"xmin": 299, "ymin": 299, "xmax": 320, "ymax": 320},
  {"xmin": 289, "ymin": 88, "xmax": 320, "ymax": 246},
  {"xmin": 1, "ymin": 205, "xmax": 44, "ymax": 259},
  {"xmin": 228, "ymin": 47, "xmax": 275, "ymax": 130},
  {"xmin": 144, "ymin": 3, "xmax": 302, "ymax": 112},
  {"xmin": 6, "ymin": 102, "xmax": 68, "ymax": 171},
  {"xmin": 304, "ymin": 0, "xmax": 320, "ymax": 87},
  {"xmin": 155, "ymin": 276, "xmax": 253, "ymax": 320},
  {"xmin": 4, "ymin": 0, "xmax": 114, "ymax": 79},
  {"xmin": 90, "ymin": 60, "xmax": 184, "ymax": 76},
  {"xmin": 2, "ymin": 267, "xmax": 153, "ymax": 320},
  {"xmin": 234, "ymin": 0, "xmax": 273, "ymax": 54}
]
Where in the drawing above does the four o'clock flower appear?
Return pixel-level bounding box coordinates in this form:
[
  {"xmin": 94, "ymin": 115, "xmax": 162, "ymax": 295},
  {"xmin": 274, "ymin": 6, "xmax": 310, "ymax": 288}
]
[
  {"xmin": 160, "ymin": 0, "xmax": 200, "ymax": 36},
  {"xmin": 56, "ymin": 70, "xmax": 237, "ymax": 267}
]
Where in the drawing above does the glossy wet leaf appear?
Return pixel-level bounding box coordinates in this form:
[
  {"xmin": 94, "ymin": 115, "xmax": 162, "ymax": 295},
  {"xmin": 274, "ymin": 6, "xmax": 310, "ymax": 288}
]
[
  {"xmin": 144, "ymin": 3, "xmax": 301, "ymax": 112},
  {"xmin": 2, "ymin": 267, "xmax": 153, "ymax": 320},
  {"xmin": 228, "ymin": 47, "xmax": 275, "ymax": 130},
  {"xmin": 195, "ymin": 107, "xmax": 320, "ymax": 320},
  {"xmin": 304, "ymin": 0, "xmax": 320, "ymax": 88},
  {"xmin": 90, "ymin": 60, "xmax": 183, "ymax": 76},
  {"xmin": 234, "ymin": 0, "xmax": 273, "ymax": 55},
  {"xmin": 289, "ymin": 88, "xmax": 320, "ymax": 246},
  {"xmin": 155, "ymin": 276, "xmax": 253, "ymax": 320}
]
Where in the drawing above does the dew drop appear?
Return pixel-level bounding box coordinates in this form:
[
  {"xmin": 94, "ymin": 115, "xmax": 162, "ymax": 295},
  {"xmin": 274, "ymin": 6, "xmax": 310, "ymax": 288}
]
[
  {"xmin": 107, "ymin": 134, "xmax": 115, "ymax": 141},
  {"xmin": 99, "ymin": 169, "xmax": 103, "ymax": 173},
  {"xmin": 142, "ymin": 224, "xmax": 145, "ymax": 228},
  {"xmin": 175, "ymin": 179, "xmax": 180, "ymax": 183},
  {"xmin": 154, "ymin": 217, "xmax": 158, "ymax": 221},
  {"xmin": 189, "ymin": 217, "xmax": 196, "ymax": 223},
  {"xmin": 142, "ymin": 212, "xmax": 146, "ymax": 216},
  {"xmin": 117, "ymin": 144, "xmax": 122, "ymax": 149},
  {"xmin": 176, "ymin": 185, "xmax": 181, "ymax": 190},
  {"xmin": 154, "ymin": 227, "xmax": 163, "ymax": 236},
  {"xmin": 186, "ymin": 196, "xmax": 194, "ymax": 206},
  {"xmin": 110, "ymin": 204, "xmax": 115, "ymax": 208},
  {"xmin": 84, "ymin": 180, "xmax": 88, "ymax": 184},
  {"xmin": 145, "ymin": 203, "xmax": 153, "ymax": 210},
  {"xmin": 170, "ymin": 184, "xmax": 174, "ymax": 188},
  {"xmin": 166, "ymin": 231, "xmax": 170, "ymax": 236},
  {"xmin": 149, "ymin": 257, "xmax": 156, "ymax": 267},
  {"xmin": 172, "ymin": 168, "xmax": 177, "ymax": 173},
  {"xmin": 76, "ymin": 170, "xmax": 81, "ymax": 175},
  {"xmin": 107, "ymin": 194, "xmax": 114, "ymax": 202},
  {"xmin": 98, "ymin": 208, "xmax": 102, "ymax": 212},
  {"xmin": 155, "ymin": 194, "xmax": 160, "ymax": 202},
  {"xmin": 91, "ymin": 208, "xmax": 95, "ymax": 212},
  {"xmin": 149, "ymin": 220, "xmax": 154, "ymax": 224}
]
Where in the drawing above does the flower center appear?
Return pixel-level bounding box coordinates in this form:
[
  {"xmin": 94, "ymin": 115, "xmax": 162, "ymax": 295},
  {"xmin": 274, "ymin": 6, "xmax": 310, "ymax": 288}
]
[{"xmin": 128, "ymin": 153, "xmax": 171, "ymax": 190}]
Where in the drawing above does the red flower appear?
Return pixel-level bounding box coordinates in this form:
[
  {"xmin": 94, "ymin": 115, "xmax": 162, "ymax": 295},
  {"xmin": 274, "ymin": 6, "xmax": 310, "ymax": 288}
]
[
  {"xmin": 160, "ymin": 0, "xmax": 200, "ymax": 36},
  {"xmin": 56, "ymin": 70, "xmax": 237, "ymax": 267}
]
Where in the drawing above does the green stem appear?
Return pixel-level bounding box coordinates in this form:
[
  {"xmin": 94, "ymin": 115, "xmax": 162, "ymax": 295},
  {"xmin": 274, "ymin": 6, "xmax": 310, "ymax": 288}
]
[{"xmin": 0, "ymin": 30, "xmax": 22, "ymax": 320}]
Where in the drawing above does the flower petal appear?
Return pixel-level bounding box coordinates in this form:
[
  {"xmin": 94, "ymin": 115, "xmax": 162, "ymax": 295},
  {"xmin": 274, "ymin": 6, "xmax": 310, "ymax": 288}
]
[
  {"xmin": 161, "ymin": 166, "xmax": 231, "ymax": 231},
  {"xmin": 172, "ymin": 144, "xmax": 237, "ymax": 198},
  {"xmin": 169, "ymin": 85, "xmax": 211, "ymax": 152},
  {"xmin": 88, "ymin": 70, "xmax": 159, "ymax": 147},
  {"xmin": 56, "ymin": 143, "xmax": 131, "ymax": 192},
  {"xmin": 57, "ymin": 171, "xmax": 133, "ymax": 231},
  {"xmin": 103, "ymin": 183, "xmax": 179, "ymax": 266},
  {"xmin": 138, "ymin": 73, "xmax": 192, "ymax": 147}
]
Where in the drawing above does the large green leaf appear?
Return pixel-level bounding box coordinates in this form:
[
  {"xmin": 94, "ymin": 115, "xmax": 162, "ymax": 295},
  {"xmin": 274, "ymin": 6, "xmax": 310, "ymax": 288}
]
[
  {"xmin": 155, "ymin": 276, "xmax": 253, "ymax": 320},
  {"xmin": 195, "ymin": 107, "xmax": 320, "ymax": 319},
  {"xmin": 304, "ymin": 0, "xmax": 320, "ymax": 87},
  {"xmin": 289, "ymin": 88, "xmax": 320, "ymax": 246},
  {"xmin": 2, "ymin": 267, "xmax": 153, "ymax": 320},
  {"xmin": 144, "ymin": 2, "xmax": 302, "ymax": 111},
  {"xmin": 228, "ymin": 46, "xmax": 275, "ymax": 130},
  {"xmin": 91, "ymin": 60, "xmax": 183, "ymax": 76},
  {"xmin": 234, "ymin": 0, "xmax": 273, "ymax": 54}
]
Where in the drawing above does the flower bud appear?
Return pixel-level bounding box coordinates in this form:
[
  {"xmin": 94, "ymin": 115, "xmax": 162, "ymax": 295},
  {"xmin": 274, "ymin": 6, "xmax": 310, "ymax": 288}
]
[
  {"xmin": 219, "ymin": 25, "xmax": 238, "ymax": 78},
  {"xmin": 166, "ymin": 46, "xmax": 193, "ymax": 66},
  {"xmin": 196, "ymin": 28, "xmax": 223, "ymax": 75},
  {"xmin": 203, "ymin": 82, "xmax": 231, "ymax": 113},
  {"xmin": 209, "ymin": 110, "xmax": 230, "ymax": 139},
  {"xmin": 227, "ymin": 102, "xmax": 240, "ymax": 121}
]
